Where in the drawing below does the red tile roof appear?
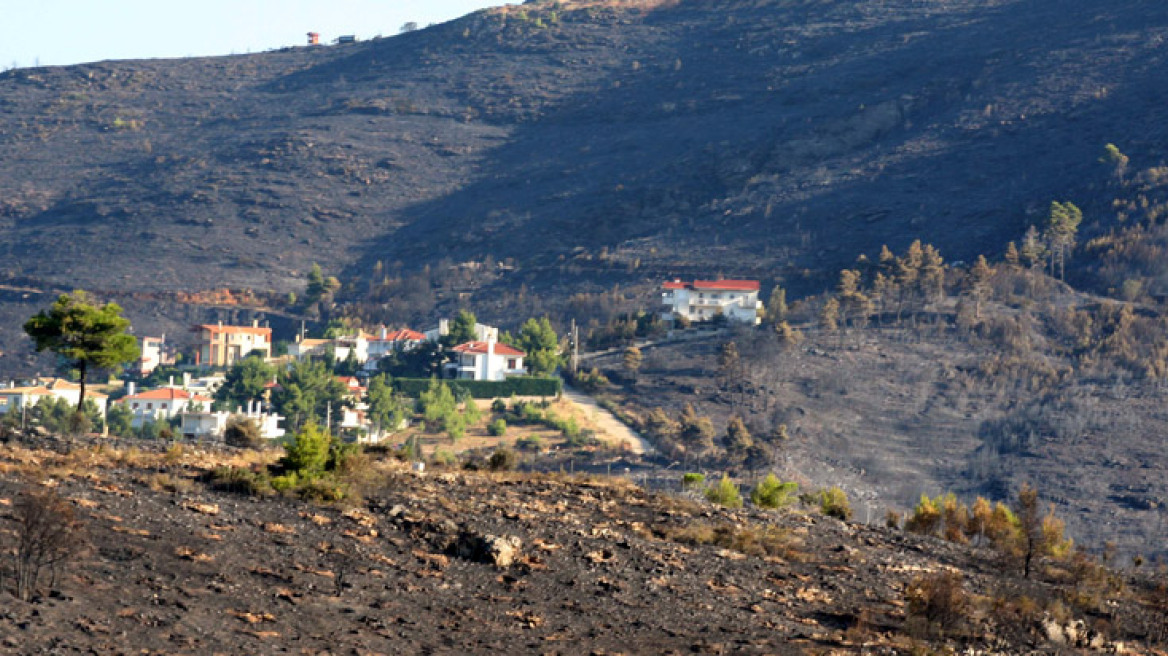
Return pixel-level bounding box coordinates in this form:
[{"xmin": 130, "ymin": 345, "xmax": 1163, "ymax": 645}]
[
  {"xmin": 373, "ymin": 329, "xmax": 425, "ymax": 342},
  {"xmin": 120, "ymin": 388, "xmax": 212, "ymax": 403},
  {"xmin": 663, "ymin": 279, "xmax": 760, "ymax": 292},
  {"xmin": 451, "ymin": 341, "xmax": 525, "ymax": 357}
]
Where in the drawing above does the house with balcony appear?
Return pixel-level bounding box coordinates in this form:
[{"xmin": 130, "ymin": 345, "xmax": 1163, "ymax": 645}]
[
  {"xmin": 116, "ymin": 387, "xmax": 213, "ymax": 428},
  {"xmin": 446, "ymin": 340, "xmax": 526, "ymax": 381},
  {"xmin": 194, "ymin": 321, "xmax": 272, "ymax": 367},
  {"xmin": 661, "ymin": 279, "xmax": 763, "ymax": 325},
  {"xmin": 179, "ymin": 400, "xmax": 285, "ymax": 441}
]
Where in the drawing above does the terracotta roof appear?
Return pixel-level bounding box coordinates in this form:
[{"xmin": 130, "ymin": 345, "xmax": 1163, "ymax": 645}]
[
  {"xmin": 372, "ymin": 329, "xmax": 425, "ymax": 342},
  {"xmin": 0, "ymin": 386, "xmax": 54, "ymax": 396},
  {"xmin": 663, "ymin": 279, "xmax": 760, "ymax": 292},
  {"xmin": 120, "ymin": 388, "xmax": 212, "ymax": 403},
  {"xmin": 2, "ymin": 383, "xmax": 107, "ymax": 399},
  {"xmin": 197, "ymin": 324, "xmax": 272, "ymax": 336},
  {"xmin": 451, "ymin": 341, "xmax": 525, "ymax": 357}
]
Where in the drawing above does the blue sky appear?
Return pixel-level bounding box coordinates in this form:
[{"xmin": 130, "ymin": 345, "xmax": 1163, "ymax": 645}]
[{"xmin": 0, "ymin": 0, "xmax": 507, "ymax": 69}]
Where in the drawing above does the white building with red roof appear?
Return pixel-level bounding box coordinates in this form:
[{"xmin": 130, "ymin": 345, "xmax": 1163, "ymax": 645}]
[
  {"xmin": 661, "ymin": 279, "xmax": 763, "ymax": 325},
  {"xmin": 366, "ymin": 327, "xmax": 427, "ymax": 364},
  {"xmin": 117, "ymin": 387, "xmax": 213, "ymax": 427},
  {"xmin": 194, "ymin": 321, "xmax": 272, "ymax": 367},
  {"xmin": 447, "ymin": 340, "xmax": 526, "ymax": 381}
]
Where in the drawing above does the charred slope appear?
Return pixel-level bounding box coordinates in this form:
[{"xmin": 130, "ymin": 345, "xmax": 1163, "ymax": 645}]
[
  {"xmin": 0, "ymin": 0, "xmax": 1167, "ymax": 349},
  {"xmin": 0, "ymin": 438, "xmax": 1163, "ymax": 653}
]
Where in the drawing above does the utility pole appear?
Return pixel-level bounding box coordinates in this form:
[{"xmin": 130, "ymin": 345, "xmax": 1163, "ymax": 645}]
[{"xmin": 570, "ymin": 319, "xmax": 580, "ymax": 375}]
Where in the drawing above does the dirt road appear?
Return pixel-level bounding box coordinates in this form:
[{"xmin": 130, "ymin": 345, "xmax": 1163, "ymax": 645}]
[{"xmin": 560, "ymin": 385, "xmax": 654, "ymax": 455}]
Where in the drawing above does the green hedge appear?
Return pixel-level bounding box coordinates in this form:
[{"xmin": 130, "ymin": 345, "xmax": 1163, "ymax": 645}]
[{"xmin": 393, "ymin": 377, "xmax": 562, "ymax": 399}]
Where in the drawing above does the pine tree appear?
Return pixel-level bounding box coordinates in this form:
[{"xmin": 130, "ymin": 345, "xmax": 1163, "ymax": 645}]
[
  {"xmin": 1043, "ymin": 201, "xmax": 1082, "ymax": 281},
  {"xmin": 724, "ymin": 415, "xmax": 753, "ymax": 458},
  {"xmin": 820, "ymin": 297, "xmax": 840, "ymax": 332},
  {"xmin": 764, "ymin": 286, "xmax": 788, "ymax": 325},
  {"xmin": 966, "ymin": 255, "xmax": 995, "ymax": 319},
  {"xmin": 622, "ymin": 346, "xmax": 643, "ymax": 381},
  {"xmin": 1004, "ymin": 241, "xmax": 1021, "ymax": 269},
  {"xmin": 24, "ymin": 291, "xmax": 139, "ymax": 422}
]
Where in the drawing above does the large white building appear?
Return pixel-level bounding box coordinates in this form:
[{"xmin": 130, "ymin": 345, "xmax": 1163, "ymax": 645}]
[
  {"xmin": 661, "ymin": 279, "xmax": 763, "ymax": 325},
  {"xmin": 117, "ymin": 387, "xmax": 213, "ymax": 427},
  {"xmin": 446, "ymin": 340, "xmax": 526, "ymax": 381}
]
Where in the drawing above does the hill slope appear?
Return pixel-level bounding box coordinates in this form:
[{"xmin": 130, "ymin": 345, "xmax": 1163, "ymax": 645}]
[{"xmin": 1, "ymin": 0, "xmax": 1167, "ymax": 341}]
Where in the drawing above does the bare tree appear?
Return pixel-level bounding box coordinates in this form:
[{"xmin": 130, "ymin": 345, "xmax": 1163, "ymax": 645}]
[{"xmin": 7, "ymin": 488, "xmax": 86, "ymax": 601}]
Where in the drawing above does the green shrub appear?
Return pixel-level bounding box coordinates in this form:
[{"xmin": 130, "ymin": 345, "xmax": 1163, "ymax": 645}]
[
  {"xmin": 819, "ymin": 487, "xmax": 852, "ymax": 520},
  {"xmin": 209, "ymin": 466, "xmax": 271, "ymax": 496},
  {"xmin": 682, "ymin": 473, "xmax": 706, "ymax": 490},
  {"xmin": 431, "ymin": 449, "xmax": 457, "ymax": 466},
  {"xmin": 704, "ymin": 475, "xmax": 743, "ymax": 509},
  {"xmin": 750, "ymin": 474, "xmax": 798, "ymax": 509},
  {"xmin": 224, "ymin": 416, "xmax": 264, "ymax": 449},
  {"xmin": 515, "ymin": 435, "xmax": 543, "ymax": 452},
  {"xmin": 297, "ymin": 476, "xmax": 348, "ymax": 502},
  {"xmin": 280, "ymin": 421, "xmax": 332, "ymax": 477},
  {"xmin": 270, "ymin": 472, "xmax": 300, "ymax": 493},
  {"xmin": 491, "ymin": 398, "xmax": 507, "ymax": 413},
  {"xmin": 394, "ymin": 377, "xmax": 561, "ymax": 399},
  {"xmin": 488, "ymin": 418, "xmax": 507, "ymax": 437},
  {"xmin": 488, "ymin": 447, "xmax": 518, "ymax": 472}
]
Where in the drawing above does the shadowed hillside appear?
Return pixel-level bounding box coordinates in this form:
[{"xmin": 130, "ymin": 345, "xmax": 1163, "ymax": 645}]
[{"xmin": 0, "ymin": 0, "xmax": 1166, "ymax": 354}]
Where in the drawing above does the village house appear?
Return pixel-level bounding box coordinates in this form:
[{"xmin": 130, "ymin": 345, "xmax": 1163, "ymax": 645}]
[
  {"xmin": 194, "ymin": 321, "xmax": 272, "ymax": 367},
  {"xmin": 117, "ymin": 387, "xmax": 212, "ymax": 428},
  {"xmin": 179, "ymin": 400, "xmax": 285, "ymax": 441},
  {"xmin": 137, "ymin": 336, "xmax": 175, "ymax": 376},
  {"xmin": 661, "ymin": 279, "xmax": 763, "ymax": 325},
  {"xmin": 365, "ymin": 328, "xmax": 426, "ymax": 365},
  {"xmin": 287, "ymin": 336, "xmax": 333, "ymax": 361},
  {"xmin": 447, "ymin": 339, "xmax": 526, "ymax": 381},
  {"xmin": 0, "ymin": 379, "xmax": 110, "ymax": 416},
  {"xmin": 424, "ymin": 318, "xmax": 499, "ymax": 344}
]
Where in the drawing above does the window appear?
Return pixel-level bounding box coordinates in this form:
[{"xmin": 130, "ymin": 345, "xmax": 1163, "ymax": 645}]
[
  {"xmin": 507, "ymin": 359, "xmax": 517, "ymax": 369},
  {"xmin": 132, "ymin": 403, "xmax": 139, "ymax": 410},
  {"xmin": 146, "ymin": 403, "xmax": 153, "ymax": 410},
  {"xmin": 160, "ymin": 403, "xmax": 167, "ymax": 410}
]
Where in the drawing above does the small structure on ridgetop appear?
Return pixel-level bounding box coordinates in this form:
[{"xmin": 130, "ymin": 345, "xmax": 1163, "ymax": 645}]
[
  {"xmin": 307, "ymin": 32, "xmax": 321, "ymax": 45},
  {"xmin": 335, "ymin": 35, "xmax": 357, "ymax": 44}
]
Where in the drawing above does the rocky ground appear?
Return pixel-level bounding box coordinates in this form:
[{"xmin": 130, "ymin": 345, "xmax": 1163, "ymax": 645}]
[{"xmin": 0, "ymin": 432, "xmax": 1164, "ymax": 654}]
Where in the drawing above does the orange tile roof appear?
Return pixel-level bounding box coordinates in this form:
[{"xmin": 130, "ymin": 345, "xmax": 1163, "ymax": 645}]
[
  {"xmin": 663, "ymin": 279, "xmax": 760, "ymax": 292},
  {"xmin": 3, "ymin": 383, "xmax": 107, "ymax": 399},
  {"xmin": 0, "ymin": 386, "xmax": 54, "ymax": 396},
  {"xmin": 120, "ymin": 388, "xmax": 212, "ymax": 403},
  {"xmin": 451, "ymin": 341, "xmax": 525, "ymax": 357},
  {"xmin": 373, "ymin": 329, "xmax": 426, "ymax": 342}
]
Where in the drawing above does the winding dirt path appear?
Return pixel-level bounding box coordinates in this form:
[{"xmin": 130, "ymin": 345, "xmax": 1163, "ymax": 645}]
[{"xmin": 561, "ymin": 385, "xmax": 654, "ymax": 455}]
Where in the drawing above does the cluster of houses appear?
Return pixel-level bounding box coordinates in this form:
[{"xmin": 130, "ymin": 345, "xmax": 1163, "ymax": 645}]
[
  {"xmin": 3, "ymin": 278, "xmax": 761, "ymax": 443},
  {"xmin": 95, "ymin": 317, "xmax": 529, "ymax": 444}
]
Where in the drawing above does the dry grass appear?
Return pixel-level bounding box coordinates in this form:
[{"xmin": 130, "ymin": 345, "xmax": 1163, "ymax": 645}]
[{"xmin": 663, "ymin": 521, "xmax": 804, "ymax": 560}]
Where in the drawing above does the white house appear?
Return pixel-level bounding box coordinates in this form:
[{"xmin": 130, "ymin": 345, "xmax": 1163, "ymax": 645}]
[
  {"xmin": 0, "ymin": 380, "xmax": 109, "ymax": 416},
  {"xmin": 117, "ymin": 387, "xmax": 213, "ymax": 427},
  {"xmin": 446, "ymin": 340, "xmax": 526, "ymax": 381},
  {"xmin": 194, "ymin": 321, "xmax": 272, "ymax": 367},
  {"xmin": 137, "ymin": 336, "xmax": 174, "ymax": 376},
  {"xmin": 661, "ymin": 279, "xmax": 763, "ymax": 325},
  {"xmin": 425, "ymin": 319, "xmax": 499, "ymax": 344},
  {"xmin": 179, "ymin": 400, "xmax": 285, "ymax": 441}
]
